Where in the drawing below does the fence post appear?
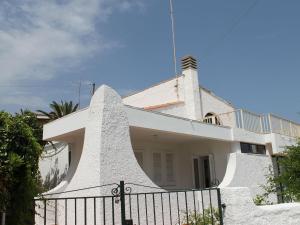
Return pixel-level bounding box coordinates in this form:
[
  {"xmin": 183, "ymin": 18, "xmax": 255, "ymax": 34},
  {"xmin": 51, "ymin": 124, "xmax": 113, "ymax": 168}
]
[
  {"xmin": 240, "ymin": 109, "xmax": 244, "ymax": 129},
  {"xmin": 268, "ymin": 114, "xmax": 273, "ymax": 133},
  {"xmin": 217, "ymin": 188, "xmax": 224, "ymax": 225},
  {"xmin": 280, "ymin": 119, "xmax": 283, "ymax": 135},
  {"xmin": 289, "ymin": 122, "xmax": 293, "ymax": 137},
  {"xmin": 120, "ymin": 181, "xmax": 126, "ymax": 225},
  {"xmin": 259, "ymin": 116, "xmax": 263, "ymax": 133}
]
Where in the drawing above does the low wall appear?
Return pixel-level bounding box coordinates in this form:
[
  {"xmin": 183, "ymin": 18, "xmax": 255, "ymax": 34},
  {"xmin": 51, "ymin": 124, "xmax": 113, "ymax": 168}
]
[
  {"xmin": 221, "ymin": 187, "xmax": 300, "ymax": 225},
  {"xmin": 220, "ymin": 152, "xmax": 277, "ymax": 201}
]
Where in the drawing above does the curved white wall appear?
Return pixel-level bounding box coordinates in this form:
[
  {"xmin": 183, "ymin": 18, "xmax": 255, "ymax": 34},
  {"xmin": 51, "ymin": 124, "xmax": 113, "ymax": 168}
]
[{"xmin": 220, "ymin": 152, "xmax": 278, "ymax": 203}]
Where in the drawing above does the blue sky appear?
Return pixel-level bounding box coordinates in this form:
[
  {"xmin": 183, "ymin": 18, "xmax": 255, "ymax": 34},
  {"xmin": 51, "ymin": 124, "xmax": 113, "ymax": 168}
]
[{"xmin": 0, "ymin": 0, "xmax": 299, "ymax": 122}]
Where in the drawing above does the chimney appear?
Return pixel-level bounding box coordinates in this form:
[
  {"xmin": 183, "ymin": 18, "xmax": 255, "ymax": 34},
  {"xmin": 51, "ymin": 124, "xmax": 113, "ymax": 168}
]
[
  {"xmin": 181, "ymin": 55, "xmax": 197, "ymax": 70},
  {"xmin": 180, "ymin": 55, "xmax": 203, "ymax": 120}
]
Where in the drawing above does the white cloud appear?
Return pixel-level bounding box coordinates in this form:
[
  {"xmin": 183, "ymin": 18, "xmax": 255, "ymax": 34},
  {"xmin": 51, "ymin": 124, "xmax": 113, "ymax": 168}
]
[
  {"xmin": 0, "ymin": 95, "xmax": 48, "ymax": 109},
  {"xmin": 0, "ymin": 0, "xmax": 144, "ymax": 108}
]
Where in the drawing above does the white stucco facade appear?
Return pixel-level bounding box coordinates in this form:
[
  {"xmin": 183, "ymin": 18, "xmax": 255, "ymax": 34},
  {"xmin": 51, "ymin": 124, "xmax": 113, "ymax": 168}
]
[{"xmin": 37, "ymin": 56, "xmax": 300, "ymax": 224}]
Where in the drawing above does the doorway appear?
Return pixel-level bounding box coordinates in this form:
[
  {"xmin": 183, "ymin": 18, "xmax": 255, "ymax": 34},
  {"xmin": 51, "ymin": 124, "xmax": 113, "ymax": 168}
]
[{"xmin": 193, "ymin": 156, "xmax": 211, "ymax": 189}]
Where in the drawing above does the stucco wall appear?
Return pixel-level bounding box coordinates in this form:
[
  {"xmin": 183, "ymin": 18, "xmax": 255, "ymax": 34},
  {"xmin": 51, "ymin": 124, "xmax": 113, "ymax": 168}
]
[
  {"xmin": 153, "ymin": 102, "xmax": 186, "ymax": 118},
  {"xmin": 221, "ymin": 187, "xmax": 300, "ymax": 225},
  {"xmin": 39, "ymin": 142, "xmax": 69, "ymax": 183},
  {"xmin": 266, "ymin": 133, "xmax": 297, "ymax": 154},
  {"xmin": 220, "ymin": 153, "xmax": 276, "ymax": 200},
  {"xmin": 123, "ymin": 76, "xmax": 185, "ymax": 109},
  {"xmin": 200, "ymin": 87, "xmax": 236, "ymax": 127}
]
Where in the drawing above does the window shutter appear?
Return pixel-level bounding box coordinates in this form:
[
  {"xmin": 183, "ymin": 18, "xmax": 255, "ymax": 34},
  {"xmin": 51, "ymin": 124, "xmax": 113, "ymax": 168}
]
[
  {"xmin": 166, "ymin": 153, "xmax": 175, "ymax": 183},
  {"xmin": 153, "ymin": 153, "xmax": 162, "ymax": 183},
  {"xmin": 208, "ymin": 154, "xmax": 216, "ymax": 186}
]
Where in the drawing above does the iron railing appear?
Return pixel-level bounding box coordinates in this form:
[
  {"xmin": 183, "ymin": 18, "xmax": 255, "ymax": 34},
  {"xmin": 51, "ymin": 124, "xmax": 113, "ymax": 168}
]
[{"xmin": 34, "ymin": 181, "xmax": 224, "ymax": 225}]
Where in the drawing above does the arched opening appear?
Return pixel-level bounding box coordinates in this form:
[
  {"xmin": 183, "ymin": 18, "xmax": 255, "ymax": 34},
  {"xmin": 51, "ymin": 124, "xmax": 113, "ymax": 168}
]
[{"xmin": 203, "ymin": 112, "xmax": 221, "ymax": 125}]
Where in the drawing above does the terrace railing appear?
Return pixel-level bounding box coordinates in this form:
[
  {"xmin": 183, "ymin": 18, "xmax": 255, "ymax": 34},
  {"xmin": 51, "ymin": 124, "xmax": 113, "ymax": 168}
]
[
  {"xmin": 235, "ymin": 109, "xmax": 265, "ymax": 133},
  {"xmin": 268, "ymin": 114, "xmax": 300, "ymax": 137},
  {"xmin": 210, "ymin": 110, "xmax": 300, "ymax": 137}
]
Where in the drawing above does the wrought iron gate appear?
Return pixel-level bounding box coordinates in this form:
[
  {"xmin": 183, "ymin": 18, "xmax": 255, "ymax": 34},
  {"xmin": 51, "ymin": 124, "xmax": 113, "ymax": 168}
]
[{"xmin": 35, "ymin": 181, "xmax": 224, "ymax": 225}]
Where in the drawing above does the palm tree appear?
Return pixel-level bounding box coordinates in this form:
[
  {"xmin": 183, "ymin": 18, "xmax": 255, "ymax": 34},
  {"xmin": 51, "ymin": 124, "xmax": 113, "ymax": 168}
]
[
  {"xmin": 37, "ymin": 101, "xmax": 79, "ymax": 189},
  {"xmin": 37, "ymin": 100, "xmax": 79, "ymax": 121}
]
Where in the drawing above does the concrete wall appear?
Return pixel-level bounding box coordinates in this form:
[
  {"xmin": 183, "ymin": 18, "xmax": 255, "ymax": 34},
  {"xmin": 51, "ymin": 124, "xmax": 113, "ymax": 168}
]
[
  {"xmin": 39, "ymin": 142, "xmax": 69, "ymax": 184},
  {"xmin": 152, "ymin": 102, "xmax": 186, "ymax": 118},
  {"xmin": 200, "ymin": 87, "xmax": 236, "ymax": 127},
  {"xmin": 220, "ymin": 153, "xmax": 276, "ymax": 200},
  {"xmin": 221, "ymin": 187, "xmax": 300, "ymax": 225},
  {"xmin": 265, "ymin": 133, "xmax": 297, "ymax": 154},
  {"xmin": 123, "ymin": 76, "xmax": 185, "ymax": 110}
]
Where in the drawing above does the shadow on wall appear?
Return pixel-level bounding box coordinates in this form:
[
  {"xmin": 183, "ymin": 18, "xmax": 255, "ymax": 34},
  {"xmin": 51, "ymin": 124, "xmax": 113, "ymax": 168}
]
[{"xmin": 43, "ymin": 158, "xmax": 68, "ymax": 191}]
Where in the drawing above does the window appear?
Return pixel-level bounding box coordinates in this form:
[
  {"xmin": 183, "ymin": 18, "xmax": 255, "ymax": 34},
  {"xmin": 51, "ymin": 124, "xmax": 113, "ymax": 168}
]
[
  {"xmin": 203, "ymin": 113, "xmax": 221, "ymax": 125},
  {"xmin": 152, "ymin": 152, "xmax": 176, "ymax": 185},
  {"xmin": 165, "ymin": 153, "xmax": 175, "ymax": 183},
  {"xmin": 241, "ymin": 142, "xmax": 266, "ymax": 155},
  {"xmin": 153, "ymin": 153, "xmax": 162, "ymax": 183}
]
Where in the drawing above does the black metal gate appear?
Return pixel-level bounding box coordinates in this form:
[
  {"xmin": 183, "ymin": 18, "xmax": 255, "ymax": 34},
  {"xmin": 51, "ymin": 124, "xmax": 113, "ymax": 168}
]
[{"xmin": 35, "ymin": 181, "xmax": 224, "ymax": 225}]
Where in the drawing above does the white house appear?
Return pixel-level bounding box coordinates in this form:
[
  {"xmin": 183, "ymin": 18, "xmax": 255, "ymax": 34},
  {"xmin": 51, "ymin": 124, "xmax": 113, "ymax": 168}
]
[{"xmin": 37, "ymin": 56, "xmax": 300, "ymax": 225}]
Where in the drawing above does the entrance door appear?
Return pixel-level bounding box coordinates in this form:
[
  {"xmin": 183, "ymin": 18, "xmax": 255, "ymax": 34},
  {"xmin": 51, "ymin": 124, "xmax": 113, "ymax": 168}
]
[{"xmin": 193, "ymin": 156, "xmax": 211, "ymax": 189}]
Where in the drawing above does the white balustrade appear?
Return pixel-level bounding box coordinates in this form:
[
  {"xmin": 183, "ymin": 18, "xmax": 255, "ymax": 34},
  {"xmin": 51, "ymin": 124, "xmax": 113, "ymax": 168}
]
[{"xmin": 202, "ymin": 109, "xmax": 300, "ymax": 138}]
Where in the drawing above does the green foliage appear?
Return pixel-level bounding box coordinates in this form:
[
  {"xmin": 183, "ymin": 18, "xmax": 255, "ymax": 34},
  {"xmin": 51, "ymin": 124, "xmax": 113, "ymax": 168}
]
[
  {"xmin": 274, "ymin": 142, "xmax": 300, "ymax": 201},
  {"xmin": 37, "ymin": 100, "xmax": 78, "ymax": 120},
  {"xmin": 180, "ymin": 208, "xmax": 220, "ymax": 225},
  {"xmin": 0, "ymin": 111, "xmax": 43, "ymax": 225},
  {"xmin": 253, "ymin": 141, "xmax": 300, "ymax": 205},
  {"xmin": 253, "ymin": 166, "xmax": 277, "ymax": 205}
]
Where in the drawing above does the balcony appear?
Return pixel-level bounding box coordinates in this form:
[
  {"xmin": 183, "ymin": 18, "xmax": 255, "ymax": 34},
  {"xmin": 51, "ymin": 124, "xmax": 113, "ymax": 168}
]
[{"xmin": 207, "ymin": 109, "xmax": 300, "ymax": 137}]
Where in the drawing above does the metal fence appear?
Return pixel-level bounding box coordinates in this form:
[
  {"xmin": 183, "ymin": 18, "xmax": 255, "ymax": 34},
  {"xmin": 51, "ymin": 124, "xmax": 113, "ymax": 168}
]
[{"xmin": 34, "ymin": 181, "xmax": 224, "ymax": 225}]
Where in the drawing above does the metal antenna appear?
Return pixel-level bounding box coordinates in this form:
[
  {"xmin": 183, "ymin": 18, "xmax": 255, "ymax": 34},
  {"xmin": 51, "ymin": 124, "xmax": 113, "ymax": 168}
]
[
  {"xmin": 78, "ymin": 79, "xmax": 82, "ymax": 109},
  {"xmin": 169, "ymin": 0, "xmax": 177, "ymax": 75}
]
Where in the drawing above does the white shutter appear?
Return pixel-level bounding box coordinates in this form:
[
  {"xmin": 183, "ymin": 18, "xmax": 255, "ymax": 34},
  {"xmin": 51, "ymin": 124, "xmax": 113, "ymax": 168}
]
[
  {"xmin": 153, "ymin": 153, "xmax": 162, "ymax": 183},
  {"xmin": 166, "ymin": 153, "xmax": 175, "ymax": 183},
  {"xmin": 208, "ymin": 154, "xmax": 216, "ymax": 185}
]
